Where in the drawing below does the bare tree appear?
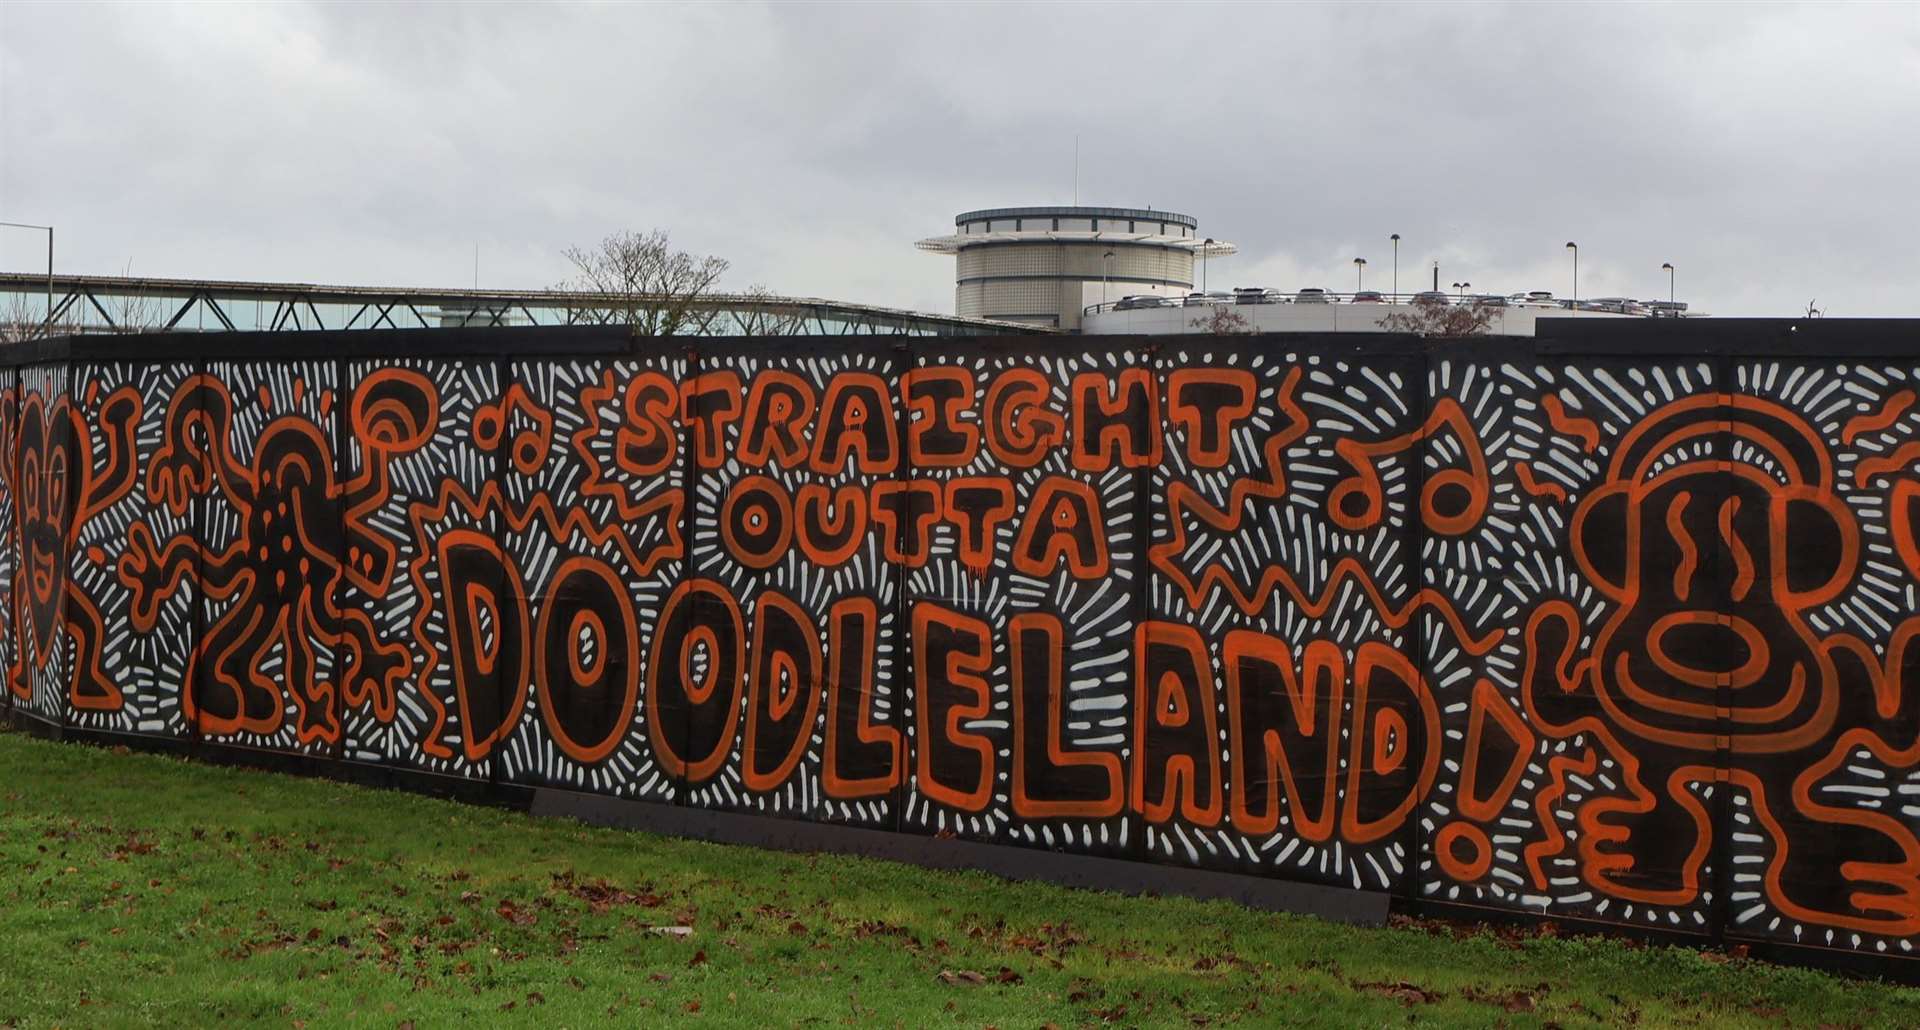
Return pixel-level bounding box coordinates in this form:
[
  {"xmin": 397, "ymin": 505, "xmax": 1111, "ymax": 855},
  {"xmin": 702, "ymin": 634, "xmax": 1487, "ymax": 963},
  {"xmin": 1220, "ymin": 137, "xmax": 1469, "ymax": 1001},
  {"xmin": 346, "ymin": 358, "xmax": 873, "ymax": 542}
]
[
  {"xmin": 1, "ymin": 291, "xmax": 80, "ymax": 344},
  {"xmin": 1377, "ymin": 297, "xmax": 1498, "ymax": 338},
  {"xmin": 1190, "ymin": 306, "xmax": 1253, "ymax": 335},
  {"xmin": 732, "ymin": 284, "xmax": 810, "ymax": 336},
  {"xmin": 2, "ymin": 261, "xmax": 167, "ymax": 344},
  {"xmin": 559, "ymin": 229, "xmax": 730, "ymax": 336},
  {"xmin": 103, "ymin": 262, "xmax": 167, "ymax": 334}
]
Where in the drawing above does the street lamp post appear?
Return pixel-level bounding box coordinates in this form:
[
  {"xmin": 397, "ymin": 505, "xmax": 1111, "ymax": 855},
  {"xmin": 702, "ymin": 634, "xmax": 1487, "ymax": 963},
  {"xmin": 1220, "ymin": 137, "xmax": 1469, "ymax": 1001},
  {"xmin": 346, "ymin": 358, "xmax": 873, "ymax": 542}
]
[
  {"xmin": 1354, "ymin": 257, "xmax": 1366, "ymax": 292},
  {"xmin": 1661, "ymin": 262, "xmax": 1674, "ymax": 304},
  {"xmin": 0, "ymin": 221, "xmax": 54, "ymax": 339},
  {"xmin": 1202, "ymin": 238, "xmax": 1214, "ymax": 293},
  {"xmin": 1565, "ymin": 242, "xmax": 1579, "ymax": 316},
  {"xmin": 1390, "ymin": 233, "xmax": 1400, "ymax": 300},
  {"xmin": 1102, "ymin": 249, "xmax": 1115, "ymax": 308}
]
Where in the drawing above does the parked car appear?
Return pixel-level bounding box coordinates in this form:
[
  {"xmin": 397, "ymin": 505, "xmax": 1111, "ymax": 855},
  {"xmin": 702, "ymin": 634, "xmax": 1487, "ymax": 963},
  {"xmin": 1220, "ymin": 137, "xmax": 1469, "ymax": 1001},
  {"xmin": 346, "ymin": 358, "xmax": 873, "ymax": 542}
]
[
  {"xmin": 1183, "ymin": 292, "xmax": 1218, "ymax": 306},
  {"xmin": 1469, "ymin": 294, "xmax": 1509, "ymax": 307},
  {"xmin": 1582, "ymin": 297, "xmax": 1646, "ymax": 315},
  {"xmin": 1350, "ymin": 290, "xmax": 1385, "ymax": 303},
  {"xmin": 1233, "ymin": 287, "xmax": 1268, "ymax": 305},
  {"xmin": 1516, "ymin": 291, "xmax": 1556, "ymax": 306},
  {"xmin": 1294, "ymin": 288, "xmax": 1334, "ymax": 304},
  {"xmin": 1646, "ymin": 300, "xmax": 1689, "ymax": 317},
  {"xmin": 1410, "ymin": 290, "xmax": 1450, "ymax": 305}
]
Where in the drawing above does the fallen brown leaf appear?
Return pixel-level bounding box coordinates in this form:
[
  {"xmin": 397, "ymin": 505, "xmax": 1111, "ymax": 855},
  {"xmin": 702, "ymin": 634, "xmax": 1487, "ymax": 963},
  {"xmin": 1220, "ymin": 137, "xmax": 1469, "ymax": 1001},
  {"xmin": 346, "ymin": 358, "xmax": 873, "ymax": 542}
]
[{"xmin": 1360, "ymin": 980, "xmax": 1438, "ymax": 1005}]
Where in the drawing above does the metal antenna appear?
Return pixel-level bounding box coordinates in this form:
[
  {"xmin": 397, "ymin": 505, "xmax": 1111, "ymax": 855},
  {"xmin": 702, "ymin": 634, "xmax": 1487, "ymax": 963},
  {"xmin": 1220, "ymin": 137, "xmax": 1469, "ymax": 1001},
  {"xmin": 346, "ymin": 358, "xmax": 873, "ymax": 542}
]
[{"xmin": 1073, "ymin": 135, "xmax": 1079, "ymax": 206}]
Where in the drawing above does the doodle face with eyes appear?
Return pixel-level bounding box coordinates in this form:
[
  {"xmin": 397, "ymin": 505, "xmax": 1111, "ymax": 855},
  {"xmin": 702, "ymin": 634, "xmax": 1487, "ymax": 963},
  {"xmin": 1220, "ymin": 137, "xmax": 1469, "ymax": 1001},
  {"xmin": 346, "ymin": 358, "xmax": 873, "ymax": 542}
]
[
  {"xmin": 1525, "ymin": 394, "xmax": 1920, "ymax": 935},
  {"xmin": 3, "ymin": 382, "xmax": 140, "ymax": 710}
]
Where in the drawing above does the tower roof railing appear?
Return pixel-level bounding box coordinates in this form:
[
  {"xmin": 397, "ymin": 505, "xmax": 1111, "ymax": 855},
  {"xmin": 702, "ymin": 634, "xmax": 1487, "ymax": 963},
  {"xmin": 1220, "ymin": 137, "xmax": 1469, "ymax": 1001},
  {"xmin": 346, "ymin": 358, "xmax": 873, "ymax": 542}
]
[{"xmin": 954, "ymin": 206, "xmax": 1198, "ymax": 228}]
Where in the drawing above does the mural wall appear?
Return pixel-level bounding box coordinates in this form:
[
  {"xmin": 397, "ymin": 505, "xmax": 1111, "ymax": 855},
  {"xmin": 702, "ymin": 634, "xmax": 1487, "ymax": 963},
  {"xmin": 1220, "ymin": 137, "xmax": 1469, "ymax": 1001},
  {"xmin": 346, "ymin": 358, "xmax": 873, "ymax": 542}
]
[{"xmin": 8, "ymin": 330, "xmax": 1920, "ymax": 961}]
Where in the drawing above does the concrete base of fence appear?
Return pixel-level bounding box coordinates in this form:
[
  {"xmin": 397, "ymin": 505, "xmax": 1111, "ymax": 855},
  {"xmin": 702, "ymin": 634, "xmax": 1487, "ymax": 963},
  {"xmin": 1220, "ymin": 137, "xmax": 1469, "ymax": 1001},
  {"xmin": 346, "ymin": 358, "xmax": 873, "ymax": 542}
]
[{"xmin": 530, "ymin": 787, "xmax": 1390, "ymax": 927}]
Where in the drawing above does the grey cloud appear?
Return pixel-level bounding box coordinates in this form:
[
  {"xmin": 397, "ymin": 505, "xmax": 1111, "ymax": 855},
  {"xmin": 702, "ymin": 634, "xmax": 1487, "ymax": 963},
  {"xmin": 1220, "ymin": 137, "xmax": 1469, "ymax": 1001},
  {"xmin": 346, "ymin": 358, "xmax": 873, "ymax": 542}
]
[{"xmin": 1, "ymin": 1, "xmax": 1916, "ymax": 317}]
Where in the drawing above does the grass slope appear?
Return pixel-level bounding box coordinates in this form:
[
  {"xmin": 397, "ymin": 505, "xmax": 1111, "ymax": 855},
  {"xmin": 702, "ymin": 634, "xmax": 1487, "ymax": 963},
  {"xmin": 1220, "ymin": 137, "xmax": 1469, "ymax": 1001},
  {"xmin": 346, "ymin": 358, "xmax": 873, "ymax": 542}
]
[{"xmin": 1, "ymin": 728, "xmax": 1916, "ymax": 1028}]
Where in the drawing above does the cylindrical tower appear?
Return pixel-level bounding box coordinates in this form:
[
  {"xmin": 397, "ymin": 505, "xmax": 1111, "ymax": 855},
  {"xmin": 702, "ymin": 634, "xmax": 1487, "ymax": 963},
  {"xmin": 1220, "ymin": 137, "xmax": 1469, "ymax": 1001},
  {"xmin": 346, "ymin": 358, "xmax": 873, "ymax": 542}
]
[{"xmin": 916, "ymin": 206, "xmax": 1236, "ymax": 331}]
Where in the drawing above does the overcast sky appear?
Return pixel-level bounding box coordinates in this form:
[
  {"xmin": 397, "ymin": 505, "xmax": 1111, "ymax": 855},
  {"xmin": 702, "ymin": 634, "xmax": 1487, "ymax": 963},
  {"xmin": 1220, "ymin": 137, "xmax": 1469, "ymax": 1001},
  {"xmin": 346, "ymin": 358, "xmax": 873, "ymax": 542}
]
[{"xmin": 2, "ymin": 2, "xmax": 1917, "ymax": 318}]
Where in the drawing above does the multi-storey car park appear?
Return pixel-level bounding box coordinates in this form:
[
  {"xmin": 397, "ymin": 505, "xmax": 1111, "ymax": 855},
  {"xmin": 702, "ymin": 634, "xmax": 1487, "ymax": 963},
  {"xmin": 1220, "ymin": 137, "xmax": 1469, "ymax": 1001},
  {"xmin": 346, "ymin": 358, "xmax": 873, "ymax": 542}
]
[{"xmin": 916, "ymin": 204, "xmax": 1700, "ymax": 336}]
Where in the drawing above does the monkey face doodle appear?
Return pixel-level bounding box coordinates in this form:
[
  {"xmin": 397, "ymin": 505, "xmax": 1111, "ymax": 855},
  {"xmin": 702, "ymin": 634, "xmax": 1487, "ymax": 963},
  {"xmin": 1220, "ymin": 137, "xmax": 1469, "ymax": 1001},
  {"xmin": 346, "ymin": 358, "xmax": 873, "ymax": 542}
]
[
  {"xmin": 1525, "ymin": 393, "xmax": 1920, "ymax": 933},
  {"xmin": 1568, "ymin": 394, "xmax": 1854, "ymax": 754}
]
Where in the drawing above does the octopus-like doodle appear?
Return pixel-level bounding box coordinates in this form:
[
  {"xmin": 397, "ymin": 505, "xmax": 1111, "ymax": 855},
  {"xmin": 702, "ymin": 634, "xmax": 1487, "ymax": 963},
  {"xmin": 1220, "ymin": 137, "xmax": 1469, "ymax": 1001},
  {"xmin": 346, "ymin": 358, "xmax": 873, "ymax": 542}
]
[{"xmin": 117, "ymin": 369, "xmax": 437, "ymax": 743}]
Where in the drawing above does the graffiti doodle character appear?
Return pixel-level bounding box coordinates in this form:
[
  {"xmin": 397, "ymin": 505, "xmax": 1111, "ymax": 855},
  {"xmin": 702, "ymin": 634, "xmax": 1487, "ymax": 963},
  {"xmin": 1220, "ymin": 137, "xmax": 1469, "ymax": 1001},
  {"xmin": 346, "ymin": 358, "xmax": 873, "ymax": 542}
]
[
  {"xmin": 1, "ymin": 381, "xmax": 140, "ymax": 709},
  {"xmin": 116, "ymin": 370, "xmax": 436, "ymax": 743},
  {"xmin": 1523, "ymin": 394, "xmax": 1920, "ymax": 935}
]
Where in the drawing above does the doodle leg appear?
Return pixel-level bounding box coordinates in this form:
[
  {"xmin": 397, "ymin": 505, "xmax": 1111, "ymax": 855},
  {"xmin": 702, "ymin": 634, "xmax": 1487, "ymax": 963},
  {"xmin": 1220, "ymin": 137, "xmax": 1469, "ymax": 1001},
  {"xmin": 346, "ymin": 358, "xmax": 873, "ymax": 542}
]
[
  {"xmin": 65, "ymin": 593, "xmax": 124, "ymax": 711},
  {"xmin": 187, "ymin": 588, "xmax": 283, "ymax": 736}
]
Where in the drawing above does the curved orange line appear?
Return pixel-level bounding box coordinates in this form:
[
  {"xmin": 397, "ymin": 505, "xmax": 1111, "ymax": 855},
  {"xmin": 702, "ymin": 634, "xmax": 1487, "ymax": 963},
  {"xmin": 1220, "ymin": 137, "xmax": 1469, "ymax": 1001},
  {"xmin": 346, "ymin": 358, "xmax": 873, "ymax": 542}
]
[
  {"xmin": 1541, "ymin": 394, "xmax": 1600, "ymax": 453},
  {"xmin": 1514, "ymin": 461, "xmax": 1567, "ymax": 503},
  {"xmin": 1843, "ymin": 389, "xmax": 1914, "ymax": 444},
  {"xmin": 1855, "ymin": 440, "xmax": 1920, "ymax": 488},
  {"xmin": 1666, "ymin": 490, "xmax": 1696, "ymax": 601},
  {"xmin": 1719, "ymin": 496, "xmax": 1753, "ymax": 601}
]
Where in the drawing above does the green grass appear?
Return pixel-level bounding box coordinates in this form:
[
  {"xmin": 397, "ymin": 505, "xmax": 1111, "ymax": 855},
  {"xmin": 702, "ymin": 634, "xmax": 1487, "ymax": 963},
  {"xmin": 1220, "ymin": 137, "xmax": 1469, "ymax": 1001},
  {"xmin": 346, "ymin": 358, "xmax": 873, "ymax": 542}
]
[{"xmin": 1, "ymin": 727, "xmax": 1917, "ymax": 1027}]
